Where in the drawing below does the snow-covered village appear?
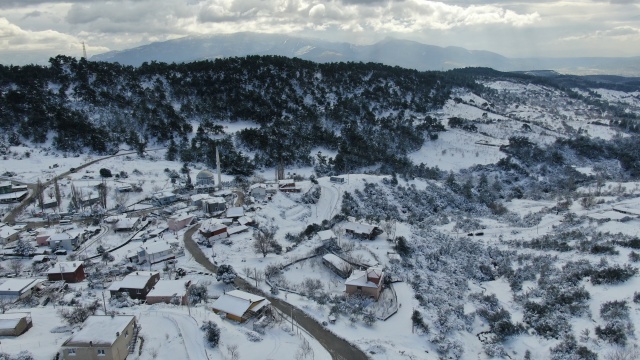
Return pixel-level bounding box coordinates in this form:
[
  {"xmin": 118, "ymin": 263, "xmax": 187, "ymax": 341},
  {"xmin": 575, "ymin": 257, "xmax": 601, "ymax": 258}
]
[{"xmin": 1, "ymin": 55, "xmax": 640, "ymax": 360}]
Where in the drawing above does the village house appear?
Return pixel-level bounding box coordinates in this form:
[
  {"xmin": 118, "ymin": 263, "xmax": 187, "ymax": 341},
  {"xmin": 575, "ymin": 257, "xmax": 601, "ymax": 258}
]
[
  {"xmin": 317, "ymin": 229, "xmax": 337, "ymax": 245},
  {"xmin": 0, "ymin": 313, "xmax": 33, "ymax": 336},
  {"xmin": 211, "ymin": 290, "xmax": 271, "ymax": 323},
  {"xmin": 345, "ymin": 267, "xmax": 385, "ymax": 300},
  {"xmin": 199, "ymin": 222, "xmax": 228, "ymax": 240},
  {"xmin": 343, "ymin": 222, "xmax": 381, "ymax": 240},
  {"xmin": 322, "ymin": 253, "xmax": 352, "ymax": 278},
  {"xmin": 225, "ymin": 206, "xmax": 244, "ymax": 219},
  {"xmin": 135, "ymin": 242, "xmax": 175, "ymax": 265},
  {"xmin": 0, "ymin": 225, "xmax": 21, "ymax": 244},
  {"xmin": 167, "ymin": 213, "xmax": 194, "ymax": 231},
  {"xmin": 203, "ymin": 197, "xmax": 226, "ymax": 214},
  {"xmin": 190, "ymin": 194, "xmax": 211, "ymax": 207},
  {"xmin": 146, "ymin": 280, "xmax": 192, "ymax": 305},
  {"xmin": 60, "ymin": 315, "xmax": 137, "ymax": 360},
  {"xmin": 108, "ymin": 271, "xmax": 160, "ymax": 300},
  {"xmin": 113, "ymin": 217, "xmax": 141, "ymax": 232},
  {"xmin": 47, "ymin": 231, "xmax": 82, "ymax": 251},
  {"xmin": 152, "ymin": 191, "xmax": 176, "ymax": 206},
  {"xmin": 47, "ymin": 261, "xmax": 86, "ymax": 283},
  {"xmin": 0, "ymin": 279, "xmax": 44, "ymax": 302},
  {"xmin": 278, "ymin": 179, "xmax": 302, "ymax": 193}
]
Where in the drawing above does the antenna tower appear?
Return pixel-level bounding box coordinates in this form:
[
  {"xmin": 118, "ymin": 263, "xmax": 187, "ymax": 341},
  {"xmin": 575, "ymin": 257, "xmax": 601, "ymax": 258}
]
[{"xmin": 82, "ymin": 42, "xmax": 87, "ymax": 59}]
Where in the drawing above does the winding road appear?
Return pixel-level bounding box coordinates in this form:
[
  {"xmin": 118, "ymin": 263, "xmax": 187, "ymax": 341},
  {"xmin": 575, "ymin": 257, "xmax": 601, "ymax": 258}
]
[{"xmin": 183, "ymin": 225, "xmax": 369, "ymax": 360}]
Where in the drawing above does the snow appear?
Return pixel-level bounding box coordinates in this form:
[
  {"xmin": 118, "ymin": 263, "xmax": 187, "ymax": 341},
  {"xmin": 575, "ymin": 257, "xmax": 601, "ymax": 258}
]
[
  {"xmin": 147, "ymin": 279, "xmax": 190, "ymax": 297},
  {"xmin": 64, "ymin": 315, "xmax": 135, "ymax": 346},
  {"xmin": 344, "ymin": 268, "xmax": 382, "ymax": 288},
  {"xmin": 211, "ymin": 290, "xmax": 269, "ymax": 318},
  {"xmin": 226, "ymin": 206, "xmax": 244, "ymax": 218},
  {"xmin": 109, "ymin": 271, "xmax": 158, "ymax": 291},
  {"xmin": 46, "ymin": 261, "xmax": 82, "ymax": 274},
  {"xmin": 0, "ymin": 278, "xmax": 42, "ymax": 293}
]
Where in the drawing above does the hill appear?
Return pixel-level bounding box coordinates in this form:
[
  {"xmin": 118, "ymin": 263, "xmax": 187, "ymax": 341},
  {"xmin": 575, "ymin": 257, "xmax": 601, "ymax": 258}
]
[{"xmin": 90, "ymin": 33, "xmax": 640, "ymax": 76}]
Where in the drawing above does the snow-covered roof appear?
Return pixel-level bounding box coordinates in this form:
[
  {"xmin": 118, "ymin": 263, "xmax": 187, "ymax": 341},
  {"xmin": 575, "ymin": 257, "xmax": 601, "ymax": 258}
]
[
  {"xmin": 153, "ymin": 191, "xmax": 175, "ymax": 199},
  {"xmin": 227, "ymin": 225, "xmax": 249, "ymax": 235},
  {"xmin": 343, "ymin": 222, "xmax": 377, "ymax": 235},
  {"xmin": 202, "ymin": 223, "xmax": 227, "ymax": 233},
  {"xmin": 49, "ymin": 232, "xmax": 72, "ymax": 241},
  {"xmin": 114, "ymin": 217, "xmax": 139, "ymax": 229},
  {"xmin": 225, "ymin": 207, "xmax": 244, "ymax": 218},
  {"xmin": 147, "ymin": 280, "xmax": 191, "ymax": 298},
  {"xmin": 196, "ymin": 170, "xmax": 215, "ymax": 179},
  {"xmin": 345, "ymin": 268, "xmax": 384, "ymax": 288},
  {"xmin": 147, "ymin": 227, "xmax": 168, "ymax": 237},
  {"xmin": 249, "ymin": 183, "xmax": 266, "ymax": 190},
  {"xmin": 139, "ymin": 241, "xmax": 173, "ymax": 255},
  {"xmin": 211, "ymin": 290, "xmax": 270, "ymax": 318},
  {"xmin": 64, "ymin": 315, "xmax": 135, "ymax": 346},
  {"xmin": 0, "ymin": 226, "xmax": 19, "ymax": 239},
  {"xmin": 0, "ymin": 181, "xmax": 11, "ymax": 188},
  {"xmin": 169, "ymin": 213, "xmax": 194, "ymax": 222},
  {"xmin": 0, "ymin": 279, "xmax": 43, "ymax": 294},
  {"xmin": 278, "ymin": 179, "xmax": 295, "ymax": 186},
  {"xmin": 0, "ymin": 191, "xmax": 27, "ymax": 201},
  {"xmin": 322, "ymin": 254, "xmax": 351, "ymax": 270},
  {"xmin": 190, "ymin": 194, "xmax": 212, "ymax": 201},
  {"xmin": 46, "ymin": 262, "xmax": 82, "ymax": 274},
  {"xmin": 237, "ymin": 216, "xmax": 253, "ymax": 226},
  {"xmin": 317, "ymin": 230, "xmax": 336, "ymax": 241},
  {"xmin": 0, "ymin": 313, "xmax": 28, "ymax": 330},
  {"xmin": 109, "ymin": 271, "xmax": 158, "ymax": 291}
]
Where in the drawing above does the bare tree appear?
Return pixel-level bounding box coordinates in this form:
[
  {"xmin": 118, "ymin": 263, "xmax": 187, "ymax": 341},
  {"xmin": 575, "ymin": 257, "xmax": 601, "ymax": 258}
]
[
  {"xmin": 34, "ymin": 179, "xmax": 45, "ymax": 212},
  {"xmin": 605, "ymin": 347, "xmax": 640, "ymax": 360},
  {"xmin": 225, "ymin": 344, "xmax": 240, "ymax": 360},
  {"xmin": 295, "ymin": 338, "xmax": 314, "ymax": 360},
  {"xmin": 9, "ymin": 259, "xmax": 23, "ymax": 276},
  {"xmin": 253, "ymin": 226, "xmax": 278, "ymax": 258},
  {"xmin": 113, "ymin": 191, "xmax": 129, "ymax": 213},
  {"xmin": 54, "ymin": 177, "xmax": 61, "ymax": 211},
  {"xmin": 0, "ymin": 297, "xmax": 13, "ymax": 314},
  {"xmin": 98, "ymin": 178, "xmax": 108, "ymax": 209}
]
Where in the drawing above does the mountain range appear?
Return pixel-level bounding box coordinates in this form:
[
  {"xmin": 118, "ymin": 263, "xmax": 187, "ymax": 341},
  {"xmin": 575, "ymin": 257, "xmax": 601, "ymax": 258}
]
[{"xmin": 91, "ymin": 32, "xmax": 640, "ymax": 76}]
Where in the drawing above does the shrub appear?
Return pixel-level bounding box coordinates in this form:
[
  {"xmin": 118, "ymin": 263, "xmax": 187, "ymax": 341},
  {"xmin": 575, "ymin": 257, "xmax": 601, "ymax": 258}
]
[
  {"xmin": 201, "ymin": 321, "xmax": 221, "ymax": 347},
  {"xmin": 629, "ymin": 251, "xmax": 640, "ymax": 262},
  {"xmin": 634, "ymin": 292, "xmax": 640, "ymax": 304},
  {"xmin": 216, "ymin": 265, "xmax": 237, "ymax": 284},
  {"xmin": 550, "ymin": 335, "xmax": 597, "ymax": 360},
  {"xmin": 395, "ymin": 236, "xmax": 411, "ymax": 257},
  {"xmin": 600, "ymin": 300, "xmax": 629, "ymax": 322},
  {"xmin": 57, "ymin": 300, "xmax": 100, "ymax": 325},
  {"xmin": 99, "ymin": 168, "xmax": 112, "ymax": 178},
  {"xmin": 188, "ymin": 284, "xmax": 208, "ymax": 304},
  {"xmin": 595, "ymin": 322, "xmax": 627, "ymax": 345},
  {"xmin": 591, "ymin": 265, "xmax": 637, "ymax": 285}
]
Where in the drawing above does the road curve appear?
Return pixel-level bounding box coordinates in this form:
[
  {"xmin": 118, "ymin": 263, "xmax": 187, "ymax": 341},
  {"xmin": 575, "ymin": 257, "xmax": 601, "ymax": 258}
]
[{"xmin": 183, "ymin": 225, "xmax": 369, "ymax": 360}]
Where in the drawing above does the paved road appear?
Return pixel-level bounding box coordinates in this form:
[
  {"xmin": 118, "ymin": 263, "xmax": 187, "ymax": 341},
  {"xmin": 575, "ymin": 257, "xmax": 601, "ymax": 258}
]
[{"xmin": 182, "ymin": 225, "xmax": 369, "ymax": 360}]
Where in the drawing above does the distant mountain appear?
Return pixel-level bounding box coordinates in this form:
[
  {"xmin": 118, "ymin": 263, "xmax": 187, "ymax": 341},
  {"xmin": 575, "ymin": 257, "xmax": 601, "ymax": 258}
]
[{"xmin": 91, "ymin": 32, "xmax": 640, "ymax": 76}]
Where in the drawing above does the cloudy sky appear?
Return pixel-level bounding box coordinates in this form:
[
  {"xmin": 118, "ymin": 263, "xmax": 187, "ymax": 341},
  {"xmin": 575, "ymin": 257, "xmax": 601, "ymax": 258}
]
[{"xmin": 1, "ymin": 0, "xmax": 638, "ymax": 65}]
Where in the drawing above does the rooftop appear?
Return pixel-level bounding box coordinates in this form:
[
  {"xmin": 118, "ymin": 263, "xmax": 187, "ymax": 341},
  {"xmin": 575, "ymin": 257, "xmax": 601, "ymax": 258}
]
[{"xmin": 63, "ymin": 315, "xmax": 135, "ymax": 346}]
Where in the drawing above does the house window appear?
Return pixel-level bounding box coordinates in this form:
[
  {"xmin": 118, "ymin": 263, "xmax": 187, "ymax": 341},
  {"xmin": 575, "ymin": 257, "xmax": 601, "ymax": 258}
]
[
  {"xmin": 68, "ymin": 349, "xmax": 76, "ymax": 356},
  {"xmin": 357, "ymin": 286, "xmax": 362, "ymax": 290},
  {"xmin": 97, "ymin": 349, "xmax": 106, "ymax": 356},
  {"xmin": 125, "ymin": 330, "xmax": 129, "ymax": 337}
]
